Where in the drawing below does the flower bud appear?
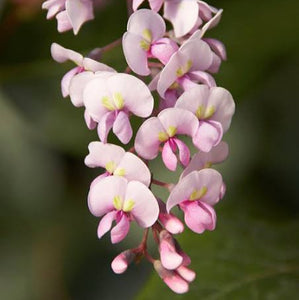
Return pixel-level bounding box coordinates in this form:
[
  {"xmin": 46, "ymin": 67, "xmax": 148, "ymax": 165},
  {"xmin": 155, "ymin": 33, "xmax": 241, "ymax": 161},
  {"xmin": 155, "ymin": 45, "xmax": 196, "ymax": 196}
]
[{"xmin": 111, "ymin": 250, "xmax": 135, "ymax": 274}]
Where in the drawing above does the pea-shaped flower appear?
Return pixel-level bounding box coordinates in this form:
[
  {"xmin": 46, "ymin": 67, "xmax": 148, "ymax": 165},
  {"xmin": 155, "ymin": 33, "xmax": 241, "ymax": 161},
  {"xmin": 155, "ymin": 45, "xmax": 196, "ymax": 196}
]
[
  {"xmin": 135, "ymin": 108, "xmax": 199, "ymax": 171},
  {"xmin": 88, "ymin": 176, "xmax": 159, "ymax": 244},
  {"xmin": 175, "ymin": 85, "xmax": 235, "ymax": 152},
  {"xmin": 83, "ymin": 73, "xmax": 154, "ymax": 144},
  {"xmin": 167, "ymin": 169, "xmax": 223, "ymax": 234},
  {"xmin": 123, "ymin": 9, "xmax": 178, "ymax": 76}
]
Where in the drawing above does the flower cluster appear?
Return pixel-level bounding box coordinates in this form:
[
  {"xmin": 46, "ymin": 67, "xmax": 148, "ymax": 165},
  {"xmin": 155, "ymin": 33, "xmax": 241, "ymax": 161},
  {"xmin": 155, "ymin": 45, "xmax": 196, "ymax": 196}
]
[{"xmin": 44, "ymin": 0, "xmax": 235, "ymax": 294}]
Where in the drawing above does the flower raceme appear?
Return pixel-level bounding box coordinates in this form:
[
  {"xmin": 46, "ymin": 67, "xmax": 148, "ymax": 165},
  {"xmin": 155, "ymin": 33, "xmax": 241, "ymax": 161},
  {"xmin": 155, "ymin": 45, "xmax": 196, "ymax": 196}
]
[{"xmin": 44, "ymin": 0, "xmax": 235, "ymax": 294}]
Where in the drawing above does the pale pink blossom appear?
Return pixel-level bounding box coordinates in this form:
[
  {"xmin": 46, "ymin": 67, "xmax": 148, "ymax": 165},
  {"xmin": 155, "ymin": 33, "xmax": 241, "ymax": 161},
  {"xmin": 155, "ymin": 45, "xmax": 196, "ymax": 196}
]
[
  {"xmin": 157, "ymin": 37, "xmax": 214, "ymax": 102},
  {"xmin": 123, "ymin": 9, "xmax": 178, "ymax": 76},
  {"xmin": 83, "ymin": 73, "xmax": 154, "ymax": 144},
  {"xmin": 167, "ymin": 169, "xmax": 223, "ymax": 233},
  {"xmin": 88, "ymin": 176, "xmax": 159, "ymax": 244},
  {"xmin": 135, "ymin": 108, "xmax": 199, "ymax": 171},
  {"xmin": 85, "ymin": 141, "xmax": 151, "ymax": 187},
  {"xmin": 175, "ymin": 85, "xmax": 235, "ymax": 152},
  {"xmin": 42, "ymin": 0, "xmax": 94, "ymax": 34}
]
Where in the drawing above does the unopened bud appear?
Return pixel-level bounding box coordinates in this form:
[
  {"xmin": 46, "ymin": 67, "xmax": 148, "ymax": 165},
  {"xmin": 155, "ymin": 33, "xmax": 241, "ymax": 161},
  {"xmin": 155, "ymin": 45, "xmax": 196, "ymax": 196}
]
[{"xmin": 111, "ymin": 250, "xmax": 135, "ymax": 274}]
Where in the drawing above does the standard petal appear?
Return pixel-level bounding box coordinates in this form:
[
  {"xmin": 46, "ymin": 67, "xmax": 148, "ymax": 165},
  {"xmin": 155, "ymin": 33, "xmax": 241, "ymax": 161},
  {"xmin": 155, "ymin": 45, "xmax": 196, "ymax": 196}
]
[
  {"xmin": 111, "ymin": 213, "xmax": 130, "ymax": 244},
  {"xmin": 56, "ymin": 10, "xmax": 73, "ymax": 33},
  {"xmin": 158, "ymin": 108, "xmax": 199, "ymax": 137},
  {"xmin": 175, "ymin": 85, "xmax": 210, "ymax": 115},
  {"xmin": 113, "ymin": 111, "xmax": 133, "ymax": 144},
  {"xmin": 107, "ymin": 73, "xmax": 154, "ymax": 117},
  {"xmin": 135, "ymin": 117, "xmax": 164, "ymax": 160},
  {"xmin": 164, "ymin": 1, "xmax": 199, "ymax": 38},
  {"xmin": 162, "ymin": 141, "xmax": 178, "ymax": 171},
  {"xmin": 88, "ymin": 176, "xmax": 127, "ymax": 217},
  {"xmin": 188, "ymin": 70, "xmax": 216, "ymax": 87},
  {"xmin": 84, "ymin": 141, "xmax": 125, "ymax": 168},
  {"xmin": 126, "ymin": 181, "xmax": 159, "ymax": 227},
  {"xmin": 83, "ymin": 76, "xmax": 111, "ymax": 121},
  {"xmin": 97, "ymin": 111, "xmax": 116, "ymax": 143},
  {"xmin": 97, "ymin": 210, "xmax": 117, "ymax": 239},
  {"xmin": 82, "ymin": 57, "xmax": 116, "ymax": 73},
  {"xmin": 167, "ymin": 169, "xmax": 223, "ymax": 212},
  {"xmin": 126, "ymin": 9, "xmax": 166, "ymax": 41},
  {"xmin": 51, "ymin": 42, "xmax": 83, "ymax": 65},
  {"xmin": 207, "ymin": 87, "xmax": 235, "ymax": 132},
  {"xmin": 192, "ymin": 120, "xmax": 223, "ymax": 152},
  {"xmin": 65, "ymin": 0, "xmax": 94, "ymax": 35},
  {"xmin": 116, "ymin": 152, "xmax": 151, "ymax": 186},
  {"xmin": 122, "ymin": 32, "xmax": 150, "ymax": 76}
]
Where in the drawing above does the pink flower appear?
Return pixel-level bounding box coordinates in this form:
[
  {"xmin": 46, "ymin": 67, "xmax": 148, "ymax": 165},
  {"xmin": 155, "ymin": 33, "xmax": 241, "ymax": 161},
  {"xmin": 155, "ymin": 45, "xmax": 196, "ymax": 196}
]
[
  {"xmin": 42, "ymin": 0, "xmax": 94, "ymax": 34},
  {"xmin": 88, "ymin": 176, "xmax": 159, "ymax": 244},
  {"xmin": 133, "ymin": 0, "xmax": 163, "ymax": 12},
  {"xmin": 135, "ymin": 108, "xmax": 199, "ymax": 171},
  {"xmin": 175, "ymin": 85, "xmax": 235, "ymax": 152},
  {"xmin": 181, "ymin": 141, "xmax": 229, "ymax": 179},
  {"xmin": 85, "ymin": 141, "xmax": 151, "ymax": 187},
  {"xmin": 154, "ymin": 260, "xmax": 195, "ymax": 294},
  {"xmin": 157, "ymin": 37, "xmax": 214, "ymax": 101},
  {"xmin": 164, "ymin": 0, "xmax": 220, "ymax": 38},
  {"xmin": 167, "ymin": 169, "xmax": 223, "ymax": 234},
  {"xmin": 83, "ymin": 73, "xmax": 154, "ymax": 144},
  {"xmin": 123, "ymin": 9, "xmax": 178, "ymax": 76}
]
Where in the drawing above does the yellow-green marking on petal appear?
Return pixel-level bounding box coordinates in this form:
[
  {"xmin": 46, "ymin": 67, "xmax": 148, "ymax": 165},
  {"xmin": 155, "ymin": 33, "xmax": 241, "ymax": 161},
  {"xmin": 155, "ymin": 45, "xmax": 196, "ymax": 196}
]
[
  {"xmin": 204, "ymin": 162, "xmax": 212, "ymax": 168},
  {"xmin": 176, "ymin": 60, "xmax": 193, "ymax": 77},
  {"xmin": 123, "ymin": 199, "xmax": 135, "ymax": 212},
  {"xmin": 105, "ymin": 161, "xmax": 117, "ymax": 174},
  {"xmin": 204, "ymin": 106, "xmax": 215, "ymax": 119},
  {"xmin": 158, "ymin": 131, "xmax": 169, "ymax": 142},
  {"xmin": 142, "ymin": 28, "xmax": 152, "ymax": 42},
  {"xmin": 113, "ymin": 92, "xmax": 125, "ymax": 110},
  {"xmin": 140, "ymin": 40, "xmax": 151, "ymax": 51},
  {"xmin": 113, "ymin": 195, "xmax": 123, "ymax": 210},
  {"xmin": 196, "ymin": 105, "xmax": 204, "ymax": 118},
  {"xmin": 102, "ymin": 96, "xmax": 115, "ymax": 111},
  {"xmin": 114, "ymin": 168, "xmax": 126, "ymax": 176},
  {"xmin": 190, "ymin": 186, "xmax": 208, "ymax": 200},
  {"xmin": 167, "ymin": 126, "xmax": 177, "ymax": 137}
]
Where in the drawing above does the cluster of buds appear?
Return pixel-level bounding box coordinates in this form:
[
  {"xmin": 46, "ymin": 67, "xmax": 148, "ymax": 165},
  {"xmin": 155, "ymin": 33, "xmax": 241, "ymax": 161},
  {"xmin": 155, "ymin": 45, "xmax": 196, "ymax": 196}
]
[{"xmin": 43, "ymin": 0, "xmax": 235, "ymax": 294}]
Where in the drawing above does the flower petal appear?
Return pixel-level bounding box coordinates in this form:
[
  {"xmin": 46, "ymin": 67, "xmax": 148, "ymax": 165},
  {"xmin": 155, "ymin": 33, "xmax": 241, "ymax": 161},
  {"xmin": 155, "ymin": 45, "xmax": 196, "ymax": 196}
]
[
  {"xmin": 162, "ymin": 140, "xmax": 178, "ymax": 171},
  {"xmin": 113, "ymin": 111, "xmax": 133, "ymax": 144},
  {"xmin": 151, "ymin": 38, "xmax": 179, "ymax": 65},
  {"xmin": 65, "ymin": 0, "xmax": 94, "ymax": 35},
  {"xmin": 126, "ymin": 181, "xmax": 159, "ymax": 227},
  {"xmin": 111, "ymin": 213, "xmax": 130, "ymax": 244},
  {"xmin": 88, "ymin": 176, "xmax": 127, "ymax": 217},
  {"xmin": 107, "ymin": 73, "xmax": 154, "ymax": 117},
  {"xmin": 97, "ymin": 111, "xmax": 116, "ymax": 143},
  {"xmin": 97, "ymin": 210, "xmax": 117, "ymax": 239},
  {"xmin": 56, "ymin": 10, "xmax": 73, "ymax": 33},
  {"xmin": 117, "ymin": 152, "xmax": 151, "ymax": 186},
  {"xmin": 82, "ymin": 57, "xmax": 116, "ymax": 73},
  {"xmin": 135, "ymin": 117, "xmax": 164, "ymax": 160},
  {"xmin": 174, "ymin": 138, "xmax": 190, "ymax": 167},
  {"xmin": 122, "ymin": 32, "xmax": 150, "ymax": 76},
  {"xmin": 84, "ymin": 109, "xmax": 97, "ymax": 130},
  {"xmin": 158, "ymin": 108, "xmax": 199, "ymax": 136},
  {"xmin": 192, "ymin": 120, "xmax": 223, "ymax": 152},
  {"xmin": 85, "ymin": 141, "xmax": 125, "ymax": 168},
  {"xmin": 164, "ymin": 1, "xmax": 199, "ymax": 38},
  {"xmin": 61, "ymin": 67, "xmax": 80, "ymax": 98}
]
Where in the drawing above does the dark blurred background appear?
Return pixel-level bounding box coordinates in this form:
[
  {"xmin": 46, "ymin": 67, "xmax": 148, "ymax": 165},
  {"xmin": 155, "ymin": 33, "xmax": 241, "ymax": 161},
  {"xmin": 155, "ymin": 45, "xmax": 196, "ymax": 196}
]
[{"xmin": 0, "ymin": 0, "xmax": 298, "ymax": 299}]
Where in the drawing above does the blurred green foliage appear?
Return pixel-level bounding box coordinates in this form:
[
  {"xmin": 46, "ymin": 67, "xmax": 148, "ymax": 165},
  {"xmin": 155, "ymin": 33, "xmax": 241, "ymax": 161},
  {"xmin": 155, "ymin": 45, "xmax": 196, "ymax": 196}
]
[{"xmin": 0, "ymin": 0, "xmax": 298, "ymax": 299}]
